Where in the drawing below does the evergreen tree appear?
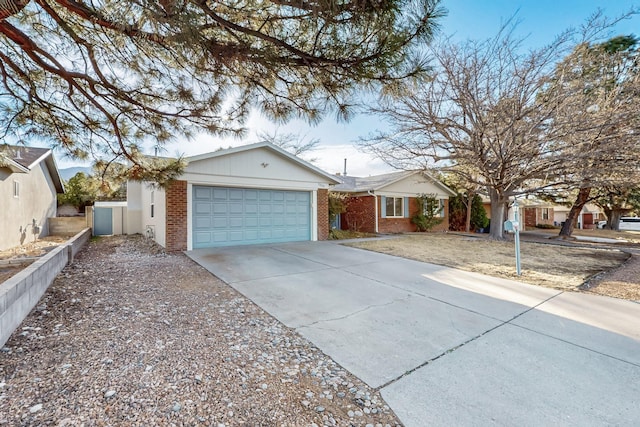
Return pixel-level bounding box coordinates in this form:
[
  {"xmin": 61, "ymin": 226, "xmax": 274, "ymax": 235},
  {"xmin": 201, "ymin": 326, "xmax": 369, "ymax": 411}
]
[{"xmin": 0, "ymin": 0, "xmax": 443, "ymax": 183}]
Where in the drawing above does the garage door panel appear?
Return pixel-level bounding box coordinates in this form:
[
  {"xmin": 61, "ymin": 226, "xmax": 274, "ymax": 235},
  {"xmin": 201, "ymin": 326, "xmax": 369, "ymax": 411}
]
[
  {"xmin": 196, "ymin": 217, "xmax": 212, "ymax": 228},
  {"xmin": 195, "ymin": 187, "xmax": 211, "ymax": 199},
  {"xmin": 244, "ymin": 217, "xmax": 258, "ymax": 227},
  {"xmin": 229, "ymin": 217, "xmax": 243, "ymax": 227},
  {"xmin": 260, "ymin": 191, "xmax": 272, "ymax": 201},
  {"xmin": 193, "ymin": 186, "xmax": 311, "ymax": 248},
  {"xmin": 245, "ymin": 230, "xmax": 259, "ymax": 240},
  {"xmin": 212, "ymin": 231, "xmax": 229, "ymax": 242},
  {"xmin": 195, "ymin": 203, "xmax": 211, "ymax": 214},
  {"xmin": 229, "ymin": 189, "xmax": 244, "ymax": 200},
  {"xmin": 229, "ymin": 203, "xmax": 243, "ymax": 214},
  {"xmin": 195, "ymin": 231, "xmax": 212, "ymax": 245},
  {"xmin": 213, "ymin": 188, "xmax": 227, "ymax": 199}
]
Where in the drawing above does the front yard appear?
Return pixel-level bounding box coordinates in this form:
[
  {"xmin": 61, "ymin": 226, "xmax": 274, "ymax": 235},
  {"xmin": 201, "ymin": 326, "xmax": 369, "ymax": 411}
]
[{"xmin": 348, "ymin": 233, "xmax": 640, "ymax": 301}]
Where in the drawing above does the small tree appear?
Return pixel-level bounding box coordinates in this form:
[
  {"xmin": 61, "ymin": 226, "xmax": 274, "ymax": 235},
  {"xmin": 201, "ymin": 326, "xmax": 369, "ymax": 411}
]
[
  {"xmin": 412, "ymin": 194, "xmax": 443, "ymax": 231},
  {"xmin": 57, "ymin": 172, "xmax": 99, "ymax": 212},
  {"xmin": 470, "ymin": 195, "xmax": 490, "ymax": 230},
  {"xmin": 448, "ymin": 193, "xmax": 489, "ymax": 231},
  {"xmin": 328, "ymin": 192, "xmax": 348, "ymax": 228}
]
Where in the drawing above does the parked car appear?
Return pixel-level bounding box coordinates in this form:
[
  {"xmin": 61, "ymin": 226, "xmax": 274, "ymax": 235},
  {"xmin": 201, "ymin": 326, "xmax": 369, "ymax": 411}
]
[{"xmin": 597, "ymin": 217, "xmax": 640, "ymax": 231}]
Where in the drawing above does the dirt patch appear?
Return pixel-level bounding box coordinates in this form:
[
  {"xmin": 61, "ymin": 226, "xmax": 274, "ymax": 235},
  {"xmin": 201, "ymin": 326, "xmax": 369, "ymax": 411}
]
[
  {"xmin": 349, "ymin": 234, "xmax": 630, "ymax": 292},
  {"xmin": 0, "ymin": 236, "xmax": 69, "ymax": 261},
  {"xmin": 0, "ymin": 235, "xmax": 401, "ymax": 426},
  {"xmin": 0, "ymin": 236, "xmax": 71, "ymax": 284}
]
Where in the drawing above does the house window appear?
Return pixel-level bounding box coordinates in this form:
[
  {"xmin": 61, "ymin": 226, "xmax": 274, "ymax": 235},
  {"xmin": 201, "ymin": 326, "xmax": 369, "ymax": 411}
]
[
  {"xmin": 385, "ymin": 197, "xmax": 403, "ymax": 217},
  {"xmin": 542, "ymin": 208, "xmax": 549, "ymax": 220},
  {"xmin": 13, "ymin": 180, "xmax": 19, "ymax": 198},
  {"xmin": 422, "ymin": 198, "xmax": 446, "ymax": 218},
  {"xmin": 150, "ymin": 190, "xmax": 155, "ymax": 218}
]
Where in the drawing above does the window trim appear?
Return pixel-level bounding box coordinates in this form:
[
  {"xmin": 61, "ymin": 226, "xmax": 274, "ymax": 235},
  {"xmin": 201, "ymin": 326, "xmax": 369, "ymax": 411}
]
[
  {"xmin": 385, "ymin": 196, "xmax": 404, "ymax": 218},
  {"xmin": 13, "ymin": 180, "xmax": 19, "ymax": 198},
  {"xmin": 542, "ymin": 208, "xmax": 549, "ymax": 220}
]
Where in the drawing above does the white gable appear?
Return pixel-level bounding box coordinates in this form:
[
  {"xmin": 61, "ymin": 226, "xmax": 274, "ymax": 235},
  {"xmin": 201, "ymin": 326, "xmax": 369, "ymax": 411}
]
[
  {"xmin": 182, "ymin": 146, "xmax": 334, "ymax": 191},
  {"xmin": 378, "ymin": 173, "xmax": 452, "ymax": 198}
]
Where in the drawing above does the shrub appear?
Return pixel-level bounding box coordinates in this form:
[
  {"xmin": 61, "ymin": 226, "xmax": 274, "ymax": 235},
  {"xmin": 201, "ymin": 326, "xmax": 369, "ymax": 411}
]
[{"xmin": 412, "ymin": 194, "xmax": 443, "ymax": 232}]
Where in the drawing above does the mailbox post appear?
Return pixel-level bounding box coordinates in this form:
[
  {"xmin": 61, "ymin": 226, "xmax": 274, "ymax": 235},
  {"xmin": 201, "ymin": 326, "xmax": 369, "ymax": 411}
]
[{"xmin": 513, "ymin": 199, "xmax": 521, "ymax": 276}]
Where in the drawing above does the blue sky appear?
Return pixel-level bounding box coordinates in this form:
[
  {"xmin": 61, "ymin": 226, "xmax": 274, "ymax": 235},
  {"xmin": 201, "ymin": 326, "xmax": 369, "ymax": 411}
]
[{"xmin": 58, "ymin": 1, "xmax": 639, "ymax": 174}]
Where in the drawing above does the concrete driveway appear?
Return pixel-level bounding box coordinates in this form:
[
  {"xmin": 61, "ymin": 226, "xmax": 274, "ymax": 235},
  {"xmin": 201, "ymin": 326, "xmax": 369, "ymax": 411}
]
[{"xmin": 188, "ymin": 241, "xmax": 640, "ymax": 426}]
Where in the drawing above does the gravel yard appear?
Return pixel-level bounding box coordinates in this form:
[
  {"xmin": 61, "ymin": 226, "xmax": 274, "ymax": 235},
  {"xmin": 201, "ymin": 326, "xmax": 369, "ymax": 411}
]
[{"xmin": 0, "ymin": 236, "xmax": 401, "ymax": 426}]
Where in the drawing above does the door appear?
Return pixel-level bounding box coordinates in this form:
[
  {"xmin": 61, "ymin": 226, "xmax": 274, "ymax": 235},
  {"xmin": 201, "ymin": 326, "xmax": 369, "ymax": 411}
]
[
  {"xmin": 192, "ymin": 186, "xmax": 311, "ymax": 248},
  {"xmin": 93, "ymin": 207, "xmax": 113, "ymax": 236}
]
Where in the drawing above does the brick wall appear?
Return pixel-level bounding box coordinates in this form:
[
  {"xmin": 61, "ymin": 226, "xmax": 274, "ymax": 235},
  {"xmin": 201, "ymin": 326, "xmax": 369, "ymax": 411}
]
[
  {"xmin": 165, "ymin": 180, "xmax": 187, "ymax": 252},
  {"xmin": 317, "ymin": 188, "xmax": 329, "ymax": 241},
  {"xmin": 341, "ymin": 196, "xmax": 376, "ymax": 233},
  {"xmin": 343, "ymin": 196, "xmax": 450, "ymax": 234}
]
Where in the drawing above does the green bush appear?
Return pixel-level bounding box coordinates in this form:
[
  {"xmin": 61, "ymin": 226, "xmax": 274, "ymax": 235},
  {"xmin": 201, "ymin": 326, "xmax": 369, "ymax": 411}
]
[{"xmin": 412, "ymin": 194, "xmax": 443, "ymax": 232}]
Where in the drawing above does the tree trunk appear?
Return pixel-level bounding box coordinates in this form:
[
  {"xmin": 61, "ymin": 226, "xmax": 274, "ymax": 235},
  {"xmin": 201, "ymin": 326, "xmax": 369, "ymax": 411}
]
[
  {"xmin": 465, "ymin": 191, "xmax": 473, "ymax": 232},
  {"xmin": 609, "ymin": 209, "xmax": 625, "ymax": 231},
  {"xmin": 558, "ymin": 187, "xmax": 591, "ymax": 238},
  {"xmin": 488, "ymin": 188, "xmax": 507, "ymax": 240}
]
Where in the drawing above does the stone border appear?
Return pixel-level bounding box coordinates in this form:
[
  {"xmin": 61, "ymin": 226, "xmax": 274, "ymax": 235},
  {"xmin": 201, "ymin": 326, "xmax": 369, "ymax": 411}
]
[{"xmin": 0, "ymin": 228, "xmax": 91, "ymax": 348}]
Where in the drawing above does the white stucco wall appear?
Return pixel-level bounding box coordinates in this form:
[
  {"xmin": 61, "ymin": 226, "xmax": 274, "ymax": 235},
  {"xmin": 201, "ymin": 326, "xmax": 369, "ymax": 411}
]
[
  {"xmin": 126, "ymin": 181, "xmax": 143, "ymax": 235},
  {"xmin": 138, "ymin": 183, "xmax": 166, "ymax": 247},
  {"xmin": 0, "ymin": 162, "xmax": 58, "ymax": 251}
]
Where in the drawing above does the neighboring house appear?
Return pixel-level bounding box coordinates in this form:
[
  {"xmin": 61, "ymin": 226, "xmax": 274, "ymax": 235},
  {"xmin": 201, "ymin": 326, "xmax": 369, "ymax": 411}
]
[
  {"xmin": 482, "ymin": 197, "xmax": 606, "ymax": 231},
  {"xmin": 127, "ymin": 142, "xmax": 340, "ymax": 251},
  {"xmin": 0, "ymin": 145, "xmax": 64, "ymax": 251},
  {"xmin": 554, "ymin": 203, "xmax": 606, "ymax": 229},
  {"xmin": 332, "ymin": 170, "xmax": 455, "ymax": 233}
]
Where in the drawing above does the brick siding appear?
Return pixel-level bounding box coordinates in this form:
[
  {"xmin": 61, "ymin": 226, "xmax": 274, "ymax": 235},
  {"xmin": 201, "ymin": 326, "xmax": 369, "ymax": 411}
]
[
  {"xmin": 317, "ymin": 188, "xmax": 329, "ymax": 241},
  {"xmin": 343, "ymin": 195, "xmax": 450, "ymax": 233},
  {"xmin": 165, "ymin": 180, "xmax": 188, "ymax": 252},
  {"xmin": 341, "ymin": 196, "xmax": 377, "ymax": 233}
]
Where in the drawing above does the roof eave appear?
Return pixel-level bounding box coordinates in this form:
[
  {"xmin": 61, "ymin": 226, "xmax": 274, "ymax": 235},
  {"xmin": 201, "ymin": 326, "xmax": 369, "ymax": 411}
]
[{"xmin": 44, "ymin": 152, "xmax": 64, "ymax": 193}]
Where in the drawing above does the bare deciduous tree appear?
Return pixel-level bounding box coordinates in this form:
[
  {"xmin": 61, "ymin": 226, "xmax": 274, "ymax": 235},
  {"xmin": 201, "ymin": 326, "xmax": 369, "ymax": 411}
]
[
  {"xmin": 362, "ymin": 23, "xmax": 575, "ymax": 239},
  {"xmin": 542, "ymin": 35, "xmax": 640, "ymax": 237},
  {"xmin": 362, "ymin": 12, "xmax": 638, "ymax": 240}
]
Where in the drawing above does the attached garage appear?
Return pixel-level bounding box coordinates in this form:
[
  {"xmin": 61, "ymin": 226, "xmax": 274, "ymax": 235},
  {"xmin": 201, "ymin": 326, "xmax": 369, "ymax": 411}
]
[
  {"xmin": 192, "ymin": 186, "xmax": 311, "ymax": 248},
  {"xmin": 127, "ymin": 142, "xmax": 339, "ymax": 251}
]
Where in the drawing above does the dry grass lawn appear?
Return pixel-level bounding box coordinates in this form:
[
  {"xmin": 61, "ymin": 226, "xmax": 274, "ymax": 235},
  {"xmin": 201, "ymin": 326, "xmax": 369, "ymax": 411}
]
[{"xmin": 348, "ymin": 234, "xmax": 631, "ymax": 293}]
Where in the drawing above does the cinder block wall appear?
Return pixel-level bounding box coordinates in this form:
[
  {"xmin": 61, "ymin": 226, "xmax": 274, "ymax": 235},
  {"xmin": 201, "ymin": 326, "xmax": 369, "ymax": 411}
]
[
  {"xmin": 0, "ymin": 228, "xmax": 91, "ymax": 348},
  {"xmin": 49, "ymin": 217, "xmax": 88, "ymax": 235}
]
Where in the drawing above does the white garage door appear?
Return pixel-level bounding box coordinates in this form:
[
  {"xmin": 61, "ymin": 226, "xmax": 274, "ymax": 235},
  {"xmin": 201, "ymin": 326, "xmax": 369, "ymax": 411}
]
[{"xmin": 193, "ymin": 186, "xmax": 311, "ymax": 248}]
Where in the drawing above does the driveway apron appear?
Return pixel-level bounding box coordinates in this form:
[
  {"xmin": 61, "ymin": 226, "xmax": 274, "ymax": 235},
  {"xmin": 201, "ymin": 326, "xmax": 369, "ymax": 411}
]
[{"xmin": 187, "ymin": 241, "xmax": 640, "ymax": 426}]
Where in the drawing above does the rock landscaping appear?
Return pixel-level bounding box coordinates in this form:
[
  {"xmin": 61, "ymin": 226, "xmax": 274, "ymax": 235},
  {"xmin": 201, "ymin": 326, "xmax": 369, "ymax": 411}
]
[{"xmin": 0, "ymin": 235, "xmax": 401, "ymax": 426}]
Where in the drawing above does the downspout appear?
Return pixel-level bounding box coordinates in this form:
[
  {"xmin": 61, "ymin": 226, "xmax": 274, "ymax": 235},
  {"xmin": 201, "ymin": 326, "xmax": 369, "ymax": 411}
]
[{"xmin": 367, "ymin": 190, "xmax": 378, "ymax": 233}]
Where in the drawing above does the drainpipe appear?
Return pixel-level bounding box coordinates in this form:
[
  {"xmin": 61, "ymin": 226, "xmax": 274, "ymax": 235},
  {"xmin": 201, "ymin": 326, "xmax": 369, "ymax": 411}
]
[{"xmin": 367, "ymin": 190, "xmax": 378, "ymax": 233}]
